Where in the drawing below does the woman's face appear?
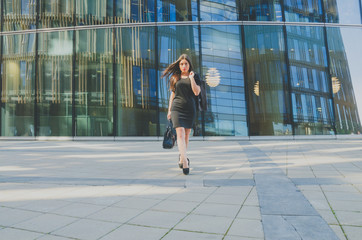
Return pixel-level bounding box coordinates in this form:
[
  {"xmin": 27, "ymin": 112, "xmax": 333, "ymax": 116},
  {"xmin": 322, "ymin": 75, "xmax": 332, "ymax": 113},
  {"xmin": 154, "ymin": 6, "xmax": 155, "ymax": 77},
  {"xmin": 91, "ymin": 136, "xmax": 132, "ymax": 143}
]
[{"xmin": 179, "ymin": 59, "xmax": 190, "ymax": 74}]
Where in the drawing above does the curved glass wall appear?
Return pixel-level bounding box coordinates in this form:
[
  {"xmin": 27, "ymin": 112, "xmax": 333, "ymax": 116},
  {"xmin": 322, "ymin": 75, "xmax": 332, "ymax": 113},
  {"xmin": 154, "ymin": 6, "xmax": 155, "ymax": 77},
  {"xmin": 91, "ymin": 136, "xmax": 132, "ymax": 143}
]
[{"xmin": 1, "ymin": 0, "xmax": 361, "ymax": 137}]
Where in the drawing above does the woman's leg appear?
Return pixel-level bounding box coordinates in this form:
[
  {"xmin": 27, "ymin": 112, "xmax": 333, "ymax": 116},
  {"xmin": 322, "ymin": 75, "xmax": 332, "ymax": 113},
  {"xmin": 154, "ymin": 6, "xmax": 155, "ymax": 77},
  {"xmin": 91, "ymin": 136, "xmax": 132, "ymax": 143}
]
[
  {"xmin": 176, "ymin": 127, "xmax": 189, "ymax": 168},
  {"xmin": 185, "ymin": 128, "xmax": 191, "ymax": 149}
]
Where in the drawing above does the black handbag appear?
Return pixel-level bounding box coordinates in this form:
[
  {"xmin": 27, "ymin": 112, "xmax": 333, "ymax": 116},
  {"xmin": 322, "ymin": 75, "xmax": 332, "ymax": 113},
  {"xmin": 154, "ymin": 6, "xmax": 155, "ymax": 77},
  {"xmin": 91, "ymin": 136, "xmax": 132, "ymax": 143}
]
[{"xmin": 162, "ymin": 120, "xmax": 177, "ymax": 149}]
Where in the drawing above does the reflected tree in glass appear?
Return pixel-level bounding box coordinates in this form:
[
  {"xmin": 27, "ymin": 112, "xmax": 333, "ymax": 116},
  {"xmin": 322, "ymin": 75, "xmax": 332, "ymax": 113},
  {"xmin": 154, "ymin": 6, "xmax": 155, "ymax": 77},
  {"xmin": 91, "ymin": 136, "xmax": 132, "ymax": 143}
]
[
  {"xmin": 284, "ymin": 0, "xmax": 323, "ymax": 22},
  {"xmin": 76, "ymin": 0, "xmax": 113, "ymax": 25},
  {"xmin": 324, "ymin": 0, "xmax": 362, "ymax": 24},
  {"xmin": 3, "ymin": 0, "xmax": 37, "ymax": 31},
  {"xmin": 158, "ymin": 25, "xmax": 200, "ymax": 135},
  {"xmin": 157, "ymin": 0, "xmax": 197, "ymax": 22},
  {"xmin": 245, "ymin": 25, "xmax": 292, "ymax": 136},
  {"xmin": 327, "ymin": 27, "xmax": 362, "ymax": 134},
  {"xmin": 39, "ymin": 0, "xmax": 74, "ymax": 28},
  {"xmin": 115, "ymin": 0, "xmax": 155, "ymax": 23},
  {"xmin": 201, "ymin": 25, "xmax": 248, "ymax": 136},
  {"xmin": 240, "ymin": 0, "xmax": 283, "ymax": 21},
  {"xmin": 115, "ymin": 26, "xmax": 158, "ymax": 136},
  {"xmin": 75, "ymin": 28, "xmax": 113, "ymax": 136},
  {"xmin": 37, "ymin": 31, "xmax": 73, "ymax": 136},
  {"xmin": 1, "ymin": 33, "xmax": 36, "ymax": 136},
  {"xmin": 287, "ymin": 26, "xmax": 335, "ymax": 135}
]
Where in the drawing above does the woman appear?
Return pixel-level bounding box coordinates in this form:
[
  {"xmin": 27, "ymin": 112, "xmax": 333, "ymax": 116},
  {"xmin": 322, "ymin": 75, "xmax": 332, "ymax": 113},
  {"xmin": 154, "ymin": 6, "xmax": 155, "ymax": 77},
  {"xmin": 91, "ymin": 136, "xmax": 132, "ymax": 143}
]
[{"xmin": 162, "ymin": 54, "xmax": 201, "ymax": 175}]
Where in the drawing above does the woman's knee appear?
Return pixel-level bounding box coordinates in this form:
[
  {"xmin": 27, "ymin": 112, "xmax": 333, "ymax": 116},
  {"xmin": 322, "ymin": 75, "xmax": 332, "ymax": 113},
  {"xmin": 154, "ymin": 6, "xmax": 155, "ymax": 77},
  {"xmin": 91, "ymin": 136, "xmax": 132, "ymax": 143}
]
[{"xmin": 176, "ymin": 128, "xmax": 186, "ymax": 139}]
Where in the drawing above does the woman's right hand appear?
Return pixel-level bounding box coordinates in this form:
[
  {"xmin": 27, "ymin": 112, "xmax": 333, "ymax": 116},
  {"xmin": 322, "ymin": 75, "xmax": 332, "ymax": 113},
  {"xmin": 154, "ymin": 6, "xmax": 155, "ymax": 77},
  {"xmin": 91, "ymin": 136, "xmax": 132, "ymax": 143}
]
[{"xmin": 167, "ymin": 111, "xmax": 171, "ymax": 120}]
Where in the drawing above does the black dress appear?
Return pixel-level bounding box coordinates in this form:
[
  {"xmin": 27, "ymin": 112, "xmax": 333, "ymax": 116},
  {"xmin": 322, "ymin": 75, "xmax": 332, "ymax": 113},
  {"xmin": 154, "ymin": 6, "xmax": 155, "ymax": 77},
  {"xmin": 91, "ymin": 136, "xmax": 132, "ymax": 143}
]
[{"xmin": 171, "ymin": 76, "xmax": 200, "ymax": 129}]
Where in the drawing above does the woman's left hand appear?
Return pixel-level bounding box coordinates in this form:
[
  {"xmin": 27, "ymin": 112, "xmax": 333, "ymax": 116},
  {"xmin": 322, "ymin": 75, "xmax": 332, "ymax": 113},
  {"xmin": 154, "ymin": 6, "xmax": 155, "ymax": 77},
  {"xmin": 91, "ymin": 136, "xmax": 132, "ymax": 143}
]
[{"xmin": 189, "ymin": 71, "xmax": 195, "ymax": 79}]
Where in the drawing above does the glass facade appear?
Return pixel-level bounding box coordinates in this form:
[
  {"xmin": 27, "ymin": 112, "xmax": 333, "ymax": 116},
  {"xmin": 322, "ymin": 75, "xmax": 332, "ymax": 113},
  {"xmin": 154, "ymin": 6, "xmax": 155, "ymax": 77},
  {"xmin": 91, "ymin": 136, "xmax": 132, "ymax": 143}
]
[{"xmin": 1, "ymin": 0, "xmax": 361, "ymax": 138}]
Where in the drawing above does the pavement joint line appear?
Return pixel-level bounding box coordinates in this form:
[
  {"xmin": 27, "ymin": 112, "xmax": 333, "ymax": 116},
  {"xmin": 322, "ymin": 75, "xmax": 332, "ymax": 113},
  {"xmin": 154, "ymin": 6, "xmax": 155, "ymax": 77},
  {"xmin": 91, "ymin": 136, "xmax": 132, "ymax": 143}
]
[
  {"xmin": 221, "ymin": 185, "xmax": 255, "ymax": 240},
  {"xmin": 95, "ymin": 187, "xmax": 175, "ymax": 240},
  {"xmin": 159, "ymin": 186, "xmax": 220, "ymax": 239},
  {"xmin": 244, "ymin": 142, "xmax": 340, "ymax": 240}
]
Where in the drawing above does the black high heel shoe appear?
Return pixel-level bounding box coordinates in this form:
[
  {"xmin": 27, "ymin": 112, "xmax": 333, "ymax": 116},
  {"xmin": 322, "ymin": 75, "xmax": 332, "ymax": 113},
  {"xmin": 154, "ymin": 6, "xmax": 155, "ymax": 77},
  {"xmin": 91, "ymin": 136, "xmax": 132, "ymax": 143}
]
[
  {"xmin": 178, "ymin": 155, "xmax": 190, "ymax": 169},
  {"xmin": 182, "ymin": 158, "xmax": 190, "ymax": 175}
]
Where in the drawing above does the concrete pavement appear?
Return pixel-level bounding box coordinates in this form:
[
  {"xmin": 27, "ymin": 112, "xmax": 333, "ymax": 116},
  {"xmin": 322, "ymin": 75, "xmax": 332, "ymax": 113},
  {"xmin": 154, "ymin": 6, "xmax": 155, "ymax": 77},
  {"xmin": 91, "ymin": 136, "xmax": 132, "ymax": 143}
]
[{"xmin": 0, "ymin": 139, "xmax": 361, "ymax": 239}]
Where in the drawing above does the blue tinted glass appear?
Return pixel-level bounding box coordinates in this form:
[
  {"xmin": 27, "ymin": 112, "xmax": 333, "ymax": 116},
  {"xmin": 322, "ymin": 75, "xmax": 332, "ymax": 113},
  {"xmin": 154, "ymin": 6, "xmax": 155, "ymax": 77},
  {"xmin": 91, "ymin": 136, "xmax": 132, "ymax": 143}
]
[
  {"xmin": 327, "ymin": 27, "xmax": 362, "ymax": 134},
  {"xmin": 284, "ymin": 0, "xmax": 323, "ymax": 22},
  {"xmin": 324, "ymin": 0, "xmax": 362, "ymax": 24},
  {"xmin": 287, "ymin": 26, "xmax": 334, "ymax": 135},
  {"xmin": 240, "ymin": 0, "xmax": 283, "ymax": 21},
  {"xmin": 200, "ymin": 0, "xmax": 238, "ymax": 21},
  {"xmin": 245, "ymin": 25, "xmax": 292, "ymax": 136},
  {"xmin": 157, "ymin": 0, "xmax": 198, "ymax": 22},
  {"xmin": 115, "ymin": 0, "xmax": 155, "ymax": 23},
  {"xmin": 201, "ymin": 25, "xmax": 247, "ymax": 136}
]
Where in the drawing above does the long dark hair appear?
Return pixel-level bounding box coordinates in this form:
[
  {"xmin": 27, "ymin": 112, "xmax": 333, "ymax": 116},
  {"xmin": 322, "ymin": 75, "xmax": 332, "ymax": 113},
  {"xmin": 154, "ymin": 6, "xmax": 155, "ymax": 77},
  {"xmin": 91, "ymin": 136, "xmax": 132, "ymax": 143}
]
[{"xmin": 161, "ymin": 54, "xmax": 194, "ymax": 92}]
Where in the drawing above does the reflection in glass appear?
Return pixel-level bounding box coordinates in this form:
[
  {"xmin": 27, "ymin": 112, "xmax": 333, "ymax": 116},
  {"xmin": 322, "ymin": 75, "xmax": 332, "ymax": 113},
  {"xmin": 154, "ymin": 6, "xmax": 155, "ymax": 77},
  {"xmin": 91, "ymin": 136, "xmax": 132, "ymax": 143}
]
[
  {"xmin": 115, "ymin": 27, "xmax": 158, "ymax": 136},
  {"xmin": 115, "ymin": 0, "xmax": 155, "ymax": 23},
  {"xmin": 240, "ymin": 0, "xmax": 283, "ymax": 21},
  {"xmin": 201, "ymin": 25, "xmax": 247, "ymax": 136},
  {"xmin": 200, "ymin": 0, "xmax": 238, "ymax": 21},
  {"xmin": 39, "ymin": 0, "xmax": 74, "ymax": 28},
  {"xmin": 75, "ymin": 28, "xmax": 113, "ymax": 136},
  {"xmin": 1, "ymin": 33, "xmax": 36, "ymax": 136},
  {"xmin": 37, "ymin": 31, "xmax": 73, "ymax": 136},
  {"xmin": 76, "ymin": 0, "xmax": 113, "ymax": 25},
  {"xmin": 284, "ymin": 0, "xmax": 323, "ymax": 22},
  {"xmin": 324, "ymin": 0, "xmax": 362, "ymax": 24},
  {"xmin": 3, "ymin": 0, "xmax": 37, "ymax": 31},
  {"xmin": 245, "ymin": 25, "xmax": 292, "ymax": 136},
  {"xmin": 158, "ymin": 25, "xmax": 200, "ymax": 135},
  {"xmin": 157, "ymin": 0, "xmax": 197, "ymax": 22},
  {"xmin": 327, "ymin": 27, "xmax": 362, "ymax": 134},
  {"xmin": 287, "ymin": 26, "xmax": 335, "ymax": 135}
]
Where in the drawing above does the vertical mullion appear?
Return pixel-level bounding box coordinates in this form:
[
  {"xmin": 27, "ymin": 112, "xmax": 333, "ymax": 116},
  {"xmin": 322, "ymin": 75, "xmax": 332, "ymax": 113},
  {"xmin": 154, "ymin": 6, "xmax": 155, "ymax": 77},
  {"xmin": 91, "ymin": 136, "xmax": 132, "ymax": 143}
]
[
  {"xmin": 281, "ymin": 0, "xmax": 286, "ymax": 22},
  {"xmin": 282, "ymin": 25, "xmax": 295, "ymax": 136},
  {"xmin": 72, "ymin": 1, "xmax": 76, "ymax": 138},
  {"xmin": 237, "ymin": 1, "xmax": 251, "ymax": 138},
  {"xmin": 321, "ymin": 0, "xmax": 337, "ymax": 135},
  {"xmin": 113, "ymin": 0, "xmax": 117, "ymax": 137},
  {"xmin": 0, "ymin": 0, "xmax": 4, "ymax": 136},
  {"xmin": 240, "ymin": 25, "xmax": 250, "ymax": 138},
  {"xmin": 197, "ymin": 0, "xmax": 205, "ymax": 137},
  {"xmin": 34, "ymin": 0, "xmax": 40, "ymax": 137},
  {"xmin": 359, "ymin": 0, "xmax": 362, "ymax": 24},
  {"xmin": 323, "ymin": 27, "xmax": 337, "ymax": 135},
  {"xmin": 155, "ymin": 0, "xmax": 160, "ymax": 136}
]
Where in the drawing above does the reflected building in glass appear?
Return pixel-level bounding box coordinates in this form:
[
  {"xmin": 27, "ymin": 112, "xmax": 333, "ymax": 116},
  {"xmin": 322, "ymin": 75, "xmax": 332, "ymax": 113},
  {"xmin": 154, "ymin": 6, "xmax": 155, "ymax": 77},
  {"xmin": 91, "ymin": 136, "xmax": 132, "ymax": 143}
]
[{"xmin": 1, "ymin": 0, "xmax": 361, "ymax": 138}]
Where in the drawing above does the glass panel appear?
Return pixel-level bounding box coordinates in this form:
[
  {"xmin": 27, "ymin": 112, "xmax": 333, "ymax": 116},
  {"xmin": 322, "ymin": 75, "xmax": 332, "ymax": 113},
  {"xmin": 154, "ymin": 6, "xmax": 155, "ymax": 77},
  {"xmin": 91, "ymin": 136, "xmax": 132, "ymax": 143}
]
[
  {"xmin": 157, "ymin": 0, "xmax": 197, "ymax": 22},
  {"xmin": 1, "ymin": 33, "xmax": 36, "ymax": 136},
  {"xmin": 287, "ymin": 26, "xmax": 335, "ymax": 135},
  {"xmin": 200, "ymin": 0, "xmax": 238, "ymax": 21},
  {"xmin": 240, "ymin": 0, "xmax": 283, "ymax": 21},
  {"xmin": 158, "ymin": 25, "xmax": 200, "ymax": 135},
  {"xmin": 284, "ymin": 0, "xmax": 323, "ymax": 22},
  {"xmin": 37, "ymin": 31, "xmax": 73, "ymax": 136},
  {"xmin": 324, "ymin": 0, "xmax": 362, "ymax": 24},
  {"xmin": 39, "ymin": 0, "xmax": 74, "ymax": 28},
  {"xmin": 115, "ymin": 0, "xmax": 155, "ymax": 23},
  {"xmin": 115, "ymin": 26, "xmax": 158, "ymax": 136},
  {"xmin": 3, "ymin": 0, "xmax": 36, "ymax": 31},
  {"xmin": 76, "ymin": 0, "xmax": 113, "ymax": 25},
  {"xmin": 75, "ymin": 28, "xmax": 113, "ymax": 136},
  {"xmin": 201, "ymin": 25, "xmax": 247, "ymax": 136},
  {"xmin": 327, "ymin": 27, "xmax": 362, "ymax": 134},
  {"xmin": 245, "ymin": 25, "xmax": 292, "ymax": 136}
]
